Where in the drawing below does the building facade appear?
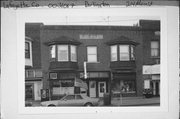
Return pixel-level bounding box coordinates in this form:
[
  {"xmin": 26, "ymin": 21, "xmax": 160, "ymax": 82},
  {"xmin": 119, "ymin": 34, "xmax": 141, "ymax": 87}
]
[
  {"xmin": 25, "ymin": 24, "xmax": 43, "ymax": 101},
  {"xmin": 140, "ymin": 20, "xmax": 160, "ymax": 96},
  {"xmin": 25, "ymin": 20, "xmax": 160, "ymax": 99}
]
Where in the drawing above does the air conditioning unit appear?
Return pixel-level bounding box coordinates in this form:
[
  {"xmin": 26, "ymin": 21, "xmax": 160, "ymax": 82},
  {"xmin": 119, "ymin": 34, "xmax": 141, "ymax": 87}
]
[{"xmin": 50, "ymin": 73, "xmax": 57, "ymax": 79}]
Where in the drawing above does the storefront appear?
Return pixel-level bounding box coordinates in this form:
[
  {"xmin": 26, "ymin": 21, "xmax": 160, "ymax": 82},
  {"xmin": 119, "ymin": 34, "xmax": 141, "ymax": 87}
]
[
  {"xmin": 143, "ymin": 64, "xmax": 160, "ymax": 96},
  {"xmin": 25, "ymin": 69, "xmax": 43, "ymax": 101},
  {"xmin": 111, "ymin": 72, "xmax": 136, "ymax": 97},
  {"xmin": 80, "ymin": 72, "xmax": 110, "ymax": 98},
  {"xmin": 25, "ymin": 81, "xmax": 42, "ymax": 101}
]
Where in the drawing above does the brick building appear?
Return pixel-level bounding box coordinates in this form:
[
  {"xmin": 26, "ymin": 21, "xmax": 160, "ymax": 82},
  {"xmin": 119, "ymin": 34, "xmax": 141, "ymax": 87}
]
[
  {"xmin": 25, "ymin": 24, "xmax": 43, "ymax": 101},
  {"xmin": 25, "ymin": 20, "xmax": 160, "ymax": 100}
]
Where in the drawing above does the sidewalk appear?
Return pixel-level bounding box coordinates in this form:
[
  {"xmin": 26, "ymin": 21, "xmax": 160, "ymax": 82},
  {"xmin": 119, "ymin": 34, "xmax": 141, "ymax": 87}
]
[{"xmin": 110, "ymin": 96, "xmax": 160, "ymax": 106}]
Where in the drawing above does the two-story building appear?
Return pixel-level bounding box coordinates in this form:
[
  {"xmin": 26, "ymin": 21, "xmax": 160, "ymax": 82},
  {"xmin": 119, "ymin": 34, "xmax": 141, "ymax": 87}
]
[{"xmin": 25, "ymin": 20, "xmax": 160, "ymax": 100}]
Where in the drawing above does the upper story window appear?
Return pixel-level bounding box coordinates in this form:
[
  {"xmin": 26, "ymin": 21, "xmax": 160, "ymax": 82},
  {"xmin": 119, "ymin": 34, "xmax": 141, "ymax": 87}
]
[
  {"xmin": 58, "ymin": 45, "xmax": 69, "ymax": 61},
  {"xmin": 49, "ymin": 44, "xmax": 77, "ymax": 62},
  {"xmin": 25, "ymin": 42, "xmax": 30, "ymax": 59},
  {"xmin": 151, "ymin": 41, "xmax": 159, "ymax": 57},
  {"xmin": 110, "ymin": 44, "xmax": 135, "ymax": 62},
  {"xmin": 110, "ymin": 45, "xmax": 117, "ymax": 61},
  {"xmin": 50, "ymin": 45, "xmax": 56, "ymax": 59},
  {"xmin": 71, "ymin": 45, "xmax": 77, "ymax": 62},
  {"xmin": 87, "ymin": 46, "xmax": 97, "ymax": 62},
  {"xmin": 46, "ymin": 36, "xmax": 80, "ymax": 62},
  {"xmin": 119, "ymin": 45, "xmax": 129, "ymax": 61}
]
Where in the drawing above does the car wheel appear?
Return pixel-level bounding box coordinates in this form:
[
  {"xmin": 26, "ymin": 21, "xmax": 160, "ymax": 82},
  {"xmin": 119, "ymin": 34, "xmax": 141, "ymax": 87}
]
[
  {"xmin": 84, "ymin": 102, "xmax": 93, "ymax": 106},
  {"xmin": 48, "ymin": 104, "xmax": 56, "ymax": 107}
]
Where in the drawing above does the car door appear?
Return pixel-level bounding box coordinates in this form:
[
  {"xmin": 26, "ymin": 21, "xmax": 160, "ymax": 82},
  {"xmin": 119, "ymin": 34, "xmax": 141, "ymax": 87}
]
[
  {"xmin": 58, "ymin": 95, "xmax": 75, "ymax": 106},
  {"xmin": 74, "ymin": 95, "xmax": 84, "ymax": 106}
]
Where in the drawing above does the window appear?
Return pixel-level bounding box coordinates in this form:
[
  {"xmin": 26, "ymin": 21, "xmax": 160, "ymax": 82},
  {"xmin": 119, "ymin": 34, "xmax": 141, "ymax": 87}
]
[
  {"xmin": 50, "ymin": 45, "xmax": 56, "ymax": 59},
  {"xmin": 64, "ymin": 95, "xmax": 75, "ymax": 100},
  {"xmin": 25, "ymin": 42, "xmax": 30, "ymax": 58},
  {"xmin": 111, "ymin": 45, "xmax": 117, "ymax": 61},
  {"xmin": 57, "ymin": 45, "xmax": 69, "ymax": 61},
  {"xmin": 87, "ymin": 46, "xmax": 97, "ymax": 62},
  {"xmin": 130, "ymin": 45, "xmax": 135, "ymax": 60},
  {"xmin": 71, "ymin": 45, "xmax": 77, "ymax": 62},
  {"xmin": 50, "ymin": 73, "xmax": 57, "ymax": 79},
  {"xmin": 76, "ymin": 95, "xmax": 83, "ymax": 99},
  {"xmin": 111, "ymin": 80, "xmax": 136, "ymax": 93},
  {"xmin": 151, "ymin": 41, "xmax": 159, "ymax": 57},
  {"xmin": 119, "ymin": 45, "xmax": 129, "ymax": 61}
]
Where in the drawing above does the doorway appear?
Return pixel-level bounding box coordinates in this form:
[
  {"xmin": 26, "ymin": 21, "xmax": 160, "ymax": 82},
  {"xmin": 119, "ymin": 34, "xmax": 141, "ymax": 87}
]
[
  {"xmin": 98, "ymin": 82, "xmax": 106, "ymax": 97},
  {"xmin": 89, "ymin": 81, "xmax": 96, "ymax": 97}
]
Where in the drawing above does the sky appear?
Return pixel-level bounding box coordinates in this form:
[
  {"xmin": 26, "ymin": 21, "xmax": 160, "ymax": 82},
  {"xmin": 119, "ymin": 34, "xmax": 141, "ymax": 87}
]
[{"xmin": 43, "ymin": 16, "xmax": 160, "ymax": 26}]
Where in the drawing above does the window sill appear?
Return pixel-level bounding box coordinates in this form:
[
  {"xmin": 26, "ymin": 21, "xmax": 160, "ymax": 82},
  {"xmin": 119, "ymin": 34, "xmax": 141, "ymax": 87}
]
[{"xmin": 87, "ymin": 62, "xmax": 100, "ymax": 63}]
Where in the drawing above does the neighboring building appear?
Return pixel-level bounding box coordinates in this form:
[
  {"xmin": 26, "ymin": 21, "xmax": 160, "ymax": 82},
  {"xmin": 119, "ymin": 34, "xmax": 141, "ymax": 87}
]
[
  {"xmin": 25, "ymin": 24, "xmax": 43, "ymax": 101},
  {"xmin": 140, "ymin": 20, "xmax": 160, "ymax": 96},
  {"xmin": 25, "ymin": 20, "xmax": 160, "ymax": 99}
]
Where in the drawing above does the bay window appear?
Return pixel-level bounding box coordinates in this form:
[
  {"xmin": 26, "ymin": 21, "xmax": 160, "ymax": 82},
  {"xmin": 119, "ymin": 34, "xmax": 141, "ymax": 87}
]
[
  {"xmin": 49, "ymin": 44, "xmax": 77, "ymax": 62},
  {"xmin": 110, "ymin": 44, "xmax": 135, "ymax": 61}
]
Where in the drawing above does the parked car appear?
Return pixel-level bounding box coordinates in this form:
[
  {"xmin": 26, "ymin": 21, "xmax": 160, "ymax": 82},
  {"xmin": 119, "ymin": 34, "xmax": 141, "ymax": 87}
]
[{"xmin": 41, "ymin": 94, "xmax": 100, "ymax": 107}]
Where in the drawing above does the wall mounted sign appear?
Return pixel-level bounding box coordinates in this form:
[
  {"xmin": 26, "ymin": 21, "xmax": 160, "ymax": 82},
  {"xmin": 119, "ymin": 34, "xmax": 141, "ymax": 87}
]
[{"xmin": 79, "ymin": 34, "xmax": 103, "ymax": 39}]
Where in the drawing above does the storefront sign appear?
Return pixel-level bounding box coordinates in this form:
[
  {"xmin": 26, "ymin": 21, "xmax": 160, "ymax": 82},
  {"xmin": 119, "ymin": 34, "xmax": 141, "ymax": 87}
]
[{"xmin": 80, "ymin": 34, "xmax": 103, "ymax": 39}]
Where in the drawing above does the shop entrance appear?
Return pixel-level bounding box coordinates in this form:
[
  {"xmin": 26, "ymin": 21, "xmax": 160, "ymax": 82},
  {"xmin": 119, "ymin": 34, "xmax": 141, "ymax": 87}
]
[
  {"xmin": 25, "ymin": 83, "xmax": 34, "ymax": 100},
  {"xmin": 98, "ymin": 82, "xmax": 106, "ymax": 97},
  {"xmin": 89, "ymin": 81, "xmax": 96, "ymax": 97}
]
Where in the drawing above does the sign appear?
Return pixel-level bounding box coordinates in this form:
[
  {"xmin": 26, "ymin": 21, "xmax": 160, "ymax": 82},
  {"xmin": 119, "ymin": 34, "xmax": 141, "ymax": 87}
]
[
  {"xmin": 143, "ymin": 64, "xmax": 160, "ymax": 74},
  {"xmin": 84, "ymin": 62, "xmax": 87, "ymax": 79},
  {"xmin": 144, "ymin": 80, "xmax": 150, "ymax": 89},
  {"xmin": 80, "ymin": 34, "xmax": 103, "ymax": 39},
  {"xmin": 41, "ymin": 89, "xmax": 49, "ymax": 101}
]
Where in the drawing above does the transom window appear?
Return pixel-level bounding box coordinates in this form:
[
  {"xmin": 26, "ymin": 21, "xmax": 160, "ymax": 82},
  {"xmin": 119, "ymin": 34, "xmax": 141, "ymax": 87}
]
[
  {"xmin": 49, "ymin": 45, "xmax": 77, "ymax": 62},
  {"xmin": 87, "ymin": 46, "xmax": 97, "ymax": 62},
  {"xmin": 151, "ymin": 41, "xmax": 159, "ymax": 57},
  {"xmin": 110, "ymin": 45, "xmax": 135, "ymax": 61}
]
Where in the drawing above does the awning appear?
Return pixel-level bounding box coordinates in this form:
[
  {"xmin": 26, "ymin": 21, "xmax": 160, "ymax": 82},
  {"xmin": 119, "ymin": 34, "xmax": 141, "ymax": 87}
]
[
  {"xmin": 143, "ymin": 64, "xmax": 160, "ymax": 74},
  {"xmin": 74, "ymin": 78, "xmax": 88, "ymax": 90}
]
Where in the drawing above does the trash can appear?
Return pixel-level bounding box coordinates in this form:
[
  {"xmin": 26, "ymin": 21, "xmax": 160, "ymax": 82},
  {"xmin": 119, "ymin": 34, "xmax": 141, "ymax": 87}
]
[{"xmin": 103, "ymin": 93, "xmax": 111, "ymax": 106}]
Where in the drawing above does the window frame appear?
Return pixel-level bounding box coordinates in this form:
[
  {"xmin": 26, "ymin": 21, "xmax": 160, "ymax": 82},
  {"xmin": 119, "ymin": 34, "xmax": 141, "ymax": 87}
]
[
  {"xmin": 151, "ymin": 40, "xmax": 160, "ymax": 58},
  {"xmin": 70, "ymin": 45, "xmax": 77, "ymax": 62},
  {"xmin": 110, "ymin": 45, "xmax": 118, "ymax": 61},
  {"xmin": 87, "ymin": 46, "xmax": 98, "ymax": 63},
  {"xmin": 119, "ymin": 45, "xmax": 130, "ymax": 61},
  {"xmin": 25, "ymin": 41, "xmax": 30, "ymax": 59},
  {"xmin": 57, "ymin": 45, "xmax": 69, "ymax": 62}
]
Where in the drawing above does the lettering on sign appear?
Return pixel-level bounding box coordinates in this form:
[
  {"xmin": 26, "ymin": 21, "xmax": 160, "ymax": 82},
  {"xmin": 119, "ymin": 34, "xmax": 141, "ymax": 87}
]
[{"xmin": 80, "ymin": 34, "xmax": 103, "ymax": 39}]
